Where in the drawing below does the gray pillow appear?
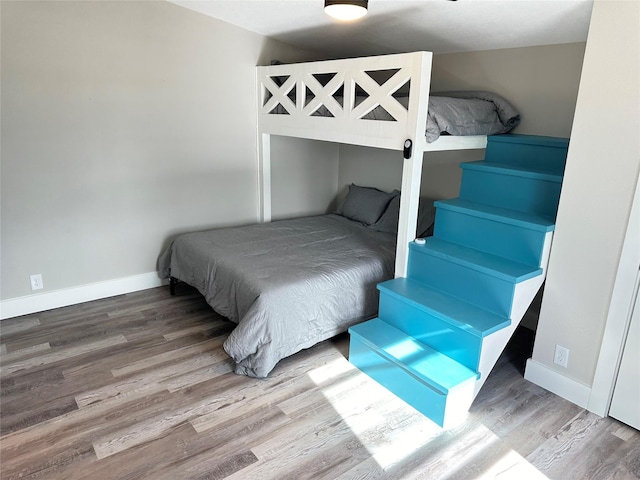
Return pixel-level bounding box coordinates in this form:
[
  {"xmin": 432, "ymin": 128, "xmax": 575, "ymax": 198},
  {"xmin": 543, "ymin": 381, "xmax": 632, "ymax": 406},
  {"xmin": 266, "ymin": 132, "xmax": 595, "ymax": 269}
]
[
  {"xmin": 368, "ymin": 194, "xmax": 401, "ymax": 234},
  {"xmin": 369, "ymin": 194, "xmax": 437, "ymax": 237},
  {"xmin": 336, "ymin": 184, "xmax": 397, "ymax": 225}
]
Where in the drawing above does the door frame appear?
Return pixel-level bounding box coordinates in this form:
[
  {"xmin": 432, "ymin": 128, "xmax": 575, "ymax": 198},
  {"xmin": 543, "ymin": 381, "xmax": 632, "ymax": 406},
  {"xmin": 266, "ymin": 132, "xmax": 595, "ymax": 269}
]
[{"xmin": 588, "ymin": 175, "xmax": 640, "ymax": 417}]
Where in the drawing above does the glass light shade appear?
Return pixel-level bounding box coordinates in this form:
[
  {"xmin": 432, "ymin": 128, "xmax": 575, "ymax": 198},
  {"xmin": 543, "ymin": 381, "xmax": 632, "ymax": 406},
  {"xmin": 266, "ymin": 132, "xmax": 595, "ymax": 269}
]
[{"xmin": 324, "ymin": 1, "xmax": 368, "ymax": 21}]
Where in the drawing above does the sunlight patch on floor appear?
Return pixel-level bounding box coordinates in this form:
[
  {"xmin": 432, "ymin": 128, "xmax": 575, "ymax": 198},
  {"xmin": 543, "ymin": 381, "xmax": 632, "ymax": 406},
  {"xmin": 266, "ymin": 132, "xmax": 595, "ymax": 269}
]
[
  {"xmin": 307, "ymin": 358, "xmax": 443, "ymax": 470},
  {"xmin": 306, "ymin": 357, "xmax": 354, "ymax": 385},
  {"xmin": 480, "ymin": 449, "xmax": 550, "ymax": 479},
  {"xmin": 307, "ymin": 357, "xmax": 551, "ymax": 477}
]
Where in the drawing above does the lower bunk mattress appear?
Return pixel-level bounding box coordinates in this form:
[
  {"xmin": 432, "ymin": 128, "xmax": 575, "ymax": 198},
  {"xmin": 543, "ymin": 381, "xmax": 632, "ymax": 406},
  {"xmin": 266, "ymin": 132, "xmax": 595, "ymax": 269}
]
[{"xmin": 158, "ymin": 214, "xmax": 396, "ymax": 378}]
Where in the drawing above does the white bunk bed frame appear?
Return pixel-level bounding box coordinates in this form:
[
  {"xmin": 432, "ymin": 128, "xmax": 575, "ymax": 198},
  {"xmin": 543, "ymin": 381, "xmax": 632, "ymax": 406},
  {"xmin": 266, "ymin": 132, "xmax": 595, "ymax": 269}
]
[{"xmin": 257, "ymin": 51, "xmax": 487, "ymax": 278}]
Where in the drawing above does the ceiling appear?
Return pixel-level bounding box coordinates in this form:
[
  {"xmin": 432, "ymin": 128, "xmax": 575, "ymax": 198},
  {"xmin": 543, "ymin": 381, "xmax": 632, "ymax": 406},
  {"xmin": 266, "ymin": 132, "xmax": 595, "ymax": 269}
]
[{"xmin": 168, "ymin": 0, "xmax": 594, "ymax": 58}]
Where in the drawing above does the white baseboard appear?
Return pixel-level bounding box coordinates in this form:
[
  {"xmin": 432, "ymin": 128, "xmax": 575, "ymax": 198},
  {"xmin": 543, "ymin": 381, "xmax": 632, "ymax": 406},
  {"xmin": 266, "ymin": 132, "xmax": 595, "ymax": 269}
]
[
  {"xmin": 0, "ymin": 272, "xmax": 168, "ymax": 320},
  {"xmin": 524, "ymin": 358, "xmax": 592, "ymax": 409}
]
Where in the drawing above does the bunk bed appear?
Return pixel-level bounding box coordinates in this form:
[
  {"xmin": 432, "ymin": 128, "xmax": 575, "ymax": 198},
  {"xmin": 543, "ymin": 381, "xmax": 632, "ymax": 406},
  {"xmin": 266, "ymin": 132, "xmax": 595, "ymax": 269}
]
[
  {"xmin": 160, "ymin": 51, "xmax": 520, "ymax": 378},
  {"xmin": 257, "ymin": 51, "xmax": 518, "ymax": 276}
]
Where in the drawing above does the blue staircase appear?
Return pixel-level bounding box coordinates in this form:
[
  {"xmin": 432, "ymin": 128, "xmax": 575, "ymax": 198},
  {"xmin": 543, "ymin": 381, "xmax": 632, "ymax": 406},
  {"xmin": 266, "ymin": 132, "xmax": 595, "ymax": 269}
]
[{"xmin": 349, "ymin": 134, "xmax": 569, "ymax": 428}]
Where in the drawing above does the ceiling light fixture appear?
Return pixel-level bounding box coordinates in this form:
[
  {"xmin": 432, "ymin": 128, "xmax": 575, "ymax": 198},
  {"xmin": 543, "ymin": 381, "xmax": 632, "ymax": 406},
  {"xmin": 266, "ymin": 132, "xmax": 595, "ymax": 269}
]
[{"xmin": 324, "ymin": 0, "xmax": 368, "ymax": 21}]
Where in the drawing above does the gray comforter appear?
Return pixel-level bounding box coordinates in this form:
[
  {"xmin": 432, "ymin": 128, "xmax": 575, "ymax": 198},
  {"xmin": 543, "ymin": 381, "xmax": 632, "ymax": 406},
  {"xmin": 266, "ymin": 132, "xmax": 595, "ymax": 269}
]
[
  {"xmin": 424, "ymin": 91, "xmax": 520, "ymax": 143},
  {"xmin": 361, "ymin": 90, "xmax": 520, "ymax": 142},
  {"xmin": 158, "ymin": 214, "xmax": 396, "ymax": 378}
]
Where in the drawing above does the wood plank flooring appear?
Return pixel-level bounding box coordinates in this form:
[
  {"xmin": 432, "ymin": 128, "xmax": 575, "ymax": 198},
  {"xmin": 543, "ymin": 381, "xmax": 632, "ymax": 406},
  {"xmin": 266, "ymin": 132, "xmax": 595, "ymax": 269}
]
[{"xmin": 1, "ymin": 285, "xmax": 638, "ymax": 479}]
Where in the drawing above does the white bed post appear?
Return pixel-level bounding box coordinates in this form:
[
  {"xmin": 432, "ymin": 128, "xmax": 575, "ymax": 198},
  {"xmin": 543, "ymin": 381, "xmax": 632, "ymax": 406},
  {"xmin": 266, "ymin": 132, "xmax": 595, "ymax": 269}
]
[
  {"xmin": 259, "ymin": 132, "xmax": 272, "ymax": 223},
  {"xmin": 394, "ymin": 52, "xmax": 432, "ymax": 278},
  {"xmin": 396, "ymin": 149, "xmax": 423, "ymax": 277},
  {"xmin": 256, "ymin": 63, "xmax": 272, "ymax": 224}
]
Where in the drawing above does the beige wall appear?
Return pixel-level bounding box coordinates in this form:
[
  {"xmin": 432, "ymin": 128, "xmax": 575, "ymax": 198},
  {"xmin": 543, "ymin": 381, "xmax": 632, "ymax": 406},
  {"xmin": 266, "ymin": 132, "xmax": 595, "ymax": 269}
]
[
  {"xmin": 337, "ymin": 43, "xmax": 586, "ymax": 200},
  {"xmin": 271, "ymin": 137, "xmax": 339, "ymax": 220},
  {"xmin": 0, "ymin": 1, "xmax": 333, "ymax": 301},
  {"xmin": 430, "ymin": 43, "xmax": 586, "ymax": 138},
  {"xmin": 530, "ymin": 0, "xmax": 640, "ymax": 387}
]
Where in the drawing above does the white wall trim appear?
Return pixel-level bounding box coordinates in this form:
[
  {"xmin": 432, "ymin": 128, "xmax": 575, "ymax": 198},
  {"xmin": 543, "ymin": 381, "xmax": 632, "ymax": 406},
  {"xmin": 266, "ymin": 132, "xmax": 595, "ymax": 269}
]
[
  {"xmin": 0, "ymin": 272, "xmax": 167, "ymax": 320},
  {"xmin": 524, "ymin": 358, "xmax": 592, "ymax": 409}
]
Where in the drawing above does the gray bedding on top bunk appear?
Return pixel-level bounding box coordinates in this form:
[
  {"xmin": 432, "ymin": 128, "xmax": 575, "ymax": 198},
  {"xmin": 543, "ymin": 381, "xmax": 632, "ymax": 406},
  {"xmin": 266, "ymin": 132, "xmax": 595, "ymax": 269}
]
[
  {"xmin": 292, "ymin": 90, "xmax": 520, "ymax": 143},
  {"xmin": 158, "ymin": 214, "xmax": 396, "ymax": 378},
  {"xmin": 414, "ymin": 91, "xmax": 518, "ymax": 143}
]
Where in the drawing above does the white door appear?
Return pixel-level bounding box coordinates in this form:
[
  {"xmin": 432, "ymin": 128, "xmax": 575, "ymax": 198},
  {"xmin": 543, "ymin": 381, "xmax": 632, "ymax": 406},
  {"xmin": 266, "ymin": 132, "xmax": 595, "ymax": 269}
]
[{"xmin": 609, "ymin": 281, "xmax": 640, "ymax": 430}]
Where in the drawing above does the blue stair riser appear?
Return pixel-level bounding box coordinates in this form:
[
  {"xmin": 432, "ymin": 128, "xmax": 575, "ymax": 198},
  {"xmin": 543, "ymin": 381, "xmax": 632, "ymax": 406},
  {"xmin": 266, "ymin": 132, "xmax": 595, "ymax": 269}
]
[
  {"xmin": 407, "ymin": 251, "xmax": 516, "ymax": 317},
  {"xmin": 484, "ymin": 135, "xmax": 569, "ymax": 174},
  {"xmin": 378, "ymin": 292, "xmax": 482, "ymax": 370},
  {"xmin": 433, "ymin": 209, "xmax": 549, "ymax": 266},
  {"xmin": 459, "ymin": 168, "xmax": 562, "ymax": 218},
  {"xmin": 349, "ymin": 334, "xmax": 449, "ymax": 427}
]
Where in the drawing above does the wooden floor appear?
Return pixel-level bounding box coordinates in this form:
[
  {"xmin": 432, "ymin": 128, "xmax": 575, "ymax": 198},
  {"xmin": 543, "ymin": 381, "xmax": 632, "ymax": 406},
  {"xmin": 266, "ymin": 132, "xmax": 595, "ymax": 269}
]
[{"xmin": 1, "ymin": 286, "xmax": 638, "ymax": 480}]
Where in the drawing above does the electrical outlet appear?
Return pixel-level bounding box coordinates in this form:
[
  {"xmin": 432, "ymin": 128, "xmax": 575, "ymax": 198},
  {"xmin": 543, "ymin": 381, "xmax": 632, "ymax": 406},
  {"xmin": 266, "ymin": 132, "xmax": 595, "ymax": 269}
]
[
  {"xmin": 554, "ymin": 344, "xmax": 569, "ymax": 368},
  {"xmin": 30, "ymin": 274, "xmax": 44, "ymax": 291}
]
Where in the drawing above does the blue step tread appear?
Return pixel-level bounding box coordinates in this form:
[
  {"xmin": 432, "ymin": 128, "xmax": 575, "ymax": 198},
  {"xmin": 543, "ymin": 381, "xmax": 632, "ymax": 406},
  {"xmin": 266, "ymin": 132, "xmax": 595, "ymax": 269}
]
[
  {"xmin": 460, "ymin": 161, "xmax": 564, "ymax": 183},
  {"xmin": 378, "ymin": 277, "xmax": 511, "ymax": 337},
  {"xmin": 434, "ymin": 198, "xmax": 556, "ymax": 232},
  {"xmin": 349, "ymin": 318, "xmax": 479, "ymax": 393},
  {"xmin": 411, "ymin": 238, "xmax": 543, "ymax": 282},
  {"xmin": 487, "ymin": 134, "xmax": 570, "ymax": 149}
]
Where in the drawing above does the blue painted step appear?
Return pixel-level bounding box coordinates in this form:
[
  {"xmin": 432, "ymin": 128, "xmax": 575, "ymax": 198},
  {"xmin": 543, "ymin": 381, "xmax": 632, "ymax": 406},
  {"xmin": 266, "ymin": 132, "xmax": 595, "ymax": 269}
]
[
  {"xmin": 433, "ymin": 198, "xmax": 555, "ymax": 266},
  {"xmin": 407, "ymin": 238, "xmax": 543, "ymax": 317},
  {"xmin": 377, "ymin": 277, "xmax": 510, "ymax": 370},
  {"xmin": 349, "ymin": 317, "xmax": 478, "ymax": 427},
  {"xmin": 459, "ymin": 161, "xmax": 563, "ymax": 217},
  {"xmin": 484, "ymin": 134, "xmax": 569, "ymax": 174},
  {"xmin": 348, "ymin": 134, "xmax": 569, "ymax": 427}
]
